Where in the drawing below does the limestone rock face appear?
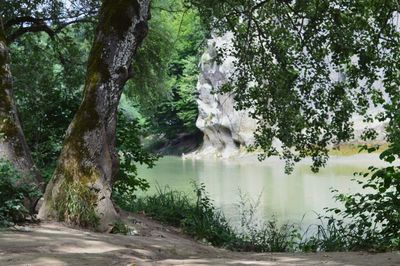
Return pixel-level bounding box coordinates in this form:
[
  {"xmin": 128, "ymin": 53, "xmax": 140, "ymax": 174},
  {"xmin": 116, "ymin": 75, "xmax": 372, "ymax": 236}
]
[
  {"xmin": 192, "ymin": 34, "xmax": 386, "ymax": 158},
  {"xmin": 193, "ymin": 34, "xmax": 257, "ymax": 158}
]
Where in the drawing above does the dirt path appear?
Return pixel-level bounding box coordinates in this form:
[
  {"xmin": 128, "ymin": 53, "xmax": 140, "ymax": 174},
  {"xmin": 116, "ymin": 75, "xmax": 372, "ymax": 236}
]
[{"xmin": 0, "ymin": 214, "xmax": 399, "ymax": 266}]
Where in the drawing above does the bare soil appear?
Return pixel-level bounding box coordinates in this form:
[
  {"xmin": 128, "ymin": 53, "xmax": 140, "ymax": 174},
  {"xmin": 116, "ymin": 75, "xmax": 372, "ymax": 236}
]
[{"xmin": 0, "ymin": 214, "xmax": 399, "ymax": 266}]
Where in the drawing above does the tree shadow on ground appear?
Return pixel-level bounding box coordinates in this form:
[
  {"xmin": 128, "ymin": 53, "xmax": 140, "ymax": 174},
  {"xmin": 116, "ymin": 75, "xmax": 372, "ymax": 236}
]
[{"xmin": 0, "ymin": 221, "xmax": 398, "ymax": 266}]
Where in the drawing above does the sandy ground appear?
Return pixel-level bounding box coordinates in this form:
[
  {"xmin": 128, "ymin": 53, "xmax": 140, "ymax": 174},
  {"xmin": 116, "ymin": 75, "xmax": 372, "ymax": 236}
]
[{"xmin": 0, "ymin": 214, "xmax": 399, "ymax": 266}]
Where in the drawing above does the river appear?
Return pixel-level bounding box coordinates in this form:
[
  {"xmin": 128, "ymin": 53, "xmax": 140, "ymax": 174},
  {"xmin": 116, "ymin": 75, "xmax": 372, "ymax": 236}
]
[{"xmin": 137, "ymin": 154, "xmax": 385, "ymax": 229}]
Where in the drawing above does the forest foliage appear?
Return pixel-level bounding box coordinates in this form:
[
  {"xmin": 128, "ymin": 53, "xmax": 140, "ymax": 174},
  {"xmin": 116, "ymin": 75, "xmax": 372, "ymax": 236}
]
[
  {"xmin": 187, "ymin": 0, "xmax": 400, "ymax": 250},
  {"xmin": 0, "ymin": 0, "xmax": 399, "ymax": 252},
  {"xmin": 9, "ymin": 0, "xmax": 204, "ymax": 182}
]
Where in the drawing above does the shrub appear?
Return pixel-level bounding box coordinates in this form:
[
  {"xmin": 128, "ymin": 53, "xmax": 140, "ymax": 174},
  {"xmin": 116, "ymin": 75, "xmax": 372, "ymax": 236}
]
[
  {"xmin": 112, "ymin": 109, "xmax": 158, "ymax": 208},
  {"xmin": 0, "ymin": 160, "xmax": 41, "ymax": 227},
  {"xmin": 132, "ymin": 186, "xmax": 192, "ymax": 227},
  {"xmin": 299, "ymin": 216, "xmax": 353, "ymax": 252},
  {"xmin": 316, "ymin": 144, "xmax": 400, "ymax": 251},
  {"xmin": 299, "ymin": 146, "xmax": 400, "ymax": 252},
  {"xmin": 326, "ymin": 147, "xmax": 400, "ymax": 251}
]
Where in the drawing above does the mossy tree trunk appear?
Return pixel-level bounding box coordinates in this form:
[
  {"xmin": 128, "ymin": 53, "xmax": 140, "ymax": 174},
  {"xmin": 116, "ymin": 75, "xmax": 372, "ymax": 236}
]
[
  {"xmin": 0, "ymin": 17, "xmax": 44, "ymax": 211},
  {"xmin": 39, "ymin": 0, "xmax": 150, "ymax": 231}
]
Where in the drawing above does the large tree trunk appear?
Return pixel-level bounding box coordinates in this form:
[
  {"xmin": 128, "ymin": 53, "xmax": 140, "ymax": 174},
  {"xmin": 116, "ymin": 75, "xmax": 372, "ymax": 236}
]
[
  {"xmin": 0, "ymin": 18, "xmax": 44, "ymax": 211},
  {"xmin": 39, "ymin": 0, "xmax": 150, "ymax": 231}
]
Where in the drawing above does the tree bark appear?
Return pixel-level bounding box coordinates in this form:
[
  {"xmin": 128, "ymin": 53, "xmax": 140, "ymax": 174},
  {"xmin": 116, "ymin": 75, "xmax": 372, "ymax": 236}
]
[
  {"xmin": 0, "ymin": 17, "xmax": 44, "ymax": 211},
  {"xmin": 39, "ymin": 0, "xmax": 150, "ymax": 231}
]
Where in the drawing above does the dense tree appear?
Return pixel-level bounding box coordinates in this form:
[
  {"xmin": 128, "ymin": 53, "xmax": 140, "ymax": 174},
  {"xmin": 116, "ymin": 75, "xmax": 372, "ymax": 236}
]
[
  {"xmin": 4, "ymin": 0, "xmax": 194, "ymax": 227},
  {"xmin": 0, "ymin": 17, "xmax": 44, "ymax": 210},
  {"xmin": 126, "ymin": 2, "xmax": 205, "ymax": 147},
  {"xmin": 150, "ymin": 9, "xmax": 204, "ymax": 141},
  {"xmin": 187, "ymin": 0, "xmax": 400, "ymax": 245},
  {"xmin": 39, "ymin": 0, "xmax": 151, "ymax": 231},
  {"xmin": 189, "ymin": 0, "xmax": 400, "ymax": 172},
  {"xmin": 11, "ymin": 30, "xmax": 89, "ymax": 180},
  {"xmin": 0, "ymin": 0, "xmax": 97, "ymax": 210},
  {"xmin": 10, "ymin": 24, "xmax": 157, "ymax": 219}
]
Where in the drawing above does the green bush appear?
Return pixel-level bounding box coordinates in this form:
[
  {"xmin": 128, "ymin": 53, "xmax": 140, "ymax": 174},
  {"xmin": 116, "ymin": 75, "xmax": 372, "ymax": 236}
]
[
  {"xmin": 0, "ymin": 161, "xmax": 41, "ymax": 227},
  {"xmin": 297, "ymin": 146, "xmax": 400, "ymax": 252},
  {"xmin": 54, "ymin": 180, "xmax": 99, "ymax": 229},
  {"xmin": 132, "ymin": 186, "xmax": 192, "ymax": 227},
  {"xmin": 299, "ymin": 216, "xmax": 353, "ymax": 252},
  {"xmin": 326, "ymin": 146, "xmax": 400, "ymax": 251},
  {"xmin": 112, "ymin": 108, "xmax": 158, "ymax": 208}
]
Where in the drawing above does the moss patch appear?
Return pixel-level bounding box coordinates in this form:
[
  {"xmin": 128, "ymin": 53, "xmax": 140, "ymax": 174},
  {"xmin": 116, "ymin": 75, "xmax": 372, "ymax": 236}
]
[
  {"xmin": 59, "ymin": 71, "xmax": 102, "ymax": 180},
  {"xmin": 53, "ymin": 179, "xmax": 100, "ymax": 229},
  {"xmin": 86, "ymin": 40, "xmax": 110, "ymax": 82},
  {"xmin": 0, "ymin": 39, "xmax": 25, "ymax": 158},
  {"xmin": 0, "ymin": 41, "xmax": 13, "ymax": 118}
]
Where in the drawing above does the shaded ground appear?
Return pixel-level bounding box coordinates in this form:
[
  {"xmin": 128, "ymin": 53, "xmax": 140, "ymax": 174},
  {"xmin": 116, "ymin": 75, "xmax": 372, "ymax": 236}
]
[{"xmin": 0, "ymin": 214, "xmax": 399, "ymax": 266}]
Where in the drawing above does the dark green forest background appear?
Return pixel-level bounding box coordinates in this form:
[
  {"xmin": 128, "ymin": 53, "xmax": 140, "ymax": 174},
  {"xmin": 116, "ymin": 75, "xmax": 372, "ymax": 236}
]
[{"xmin": 11, "ymin": 0, "xmax": 204, "ymax": 181}]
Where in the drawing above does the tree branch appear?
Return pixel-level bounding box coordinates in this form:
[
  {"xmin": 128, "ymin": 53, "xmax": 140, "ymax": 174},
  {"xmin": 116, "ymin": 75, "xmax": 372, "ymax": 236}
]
[
  {"xmin": 4, "ymin": 16, "xmax": 49, "ymax": 29},
  {"xmin": 7, "ymin": 23, "xmax": 55, "ymax": 43},
  {"xmin": 6, "ymin": 17, "xmax": 96, "ymax": 43}
]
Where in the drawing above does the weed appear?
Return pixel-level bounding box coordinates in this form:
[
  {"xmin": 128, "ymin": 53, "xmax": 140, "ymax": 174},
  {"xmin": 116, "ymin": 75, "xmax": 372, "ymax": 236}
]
[
  {"xmin": 110, "ymin": 220, "xmax": 130, "ymax": 235},
  {"xmin": 54, "ymin": 181, "xmax": 100, "ymax": 229},
  {"xmin": 117, "ymin": 179, "xmax": 400, "ymax": 252},
  {"xmin": 233, "ymin": 192, "xmax": 300, "ymax": 252},
  {"xmin": 119, "ymin": 183, "xmax": 301, "ymax": 251}
]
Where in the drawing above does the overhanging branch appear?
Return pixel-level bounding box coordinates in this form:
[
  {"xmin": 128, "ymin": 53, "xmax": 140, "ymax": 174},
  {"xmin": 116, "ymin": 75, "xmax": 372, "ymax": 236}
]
[{"xmin": 6, "ymin": 17, "xmax": 96, "ymax": 43}]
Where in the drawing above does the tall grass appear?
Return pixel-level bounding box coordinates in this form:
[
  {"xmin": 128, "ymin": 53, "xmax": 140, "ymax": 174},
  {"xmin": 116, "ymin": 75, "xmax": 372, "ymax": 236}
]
[
  {"xmin": 232, "ymin": 192, "xmax": 300, "ymax": 252},
  {"xmin": 299, "ymin": 215, "xmax": 395, "ymax": 252},
  {"xmin": 130, "ymin": 183, "xmax": 238, "ymax": 247},
  {"xmin": 299, "ymin": 216, "xmax": 352, "ymax": 252},
  {"xmin": 118, "ymin": 183, "xmax": 399, "ymax": 252},
  {"xmin": 122, "ymin": 183, "xmax": 300, "ymax": 251}
]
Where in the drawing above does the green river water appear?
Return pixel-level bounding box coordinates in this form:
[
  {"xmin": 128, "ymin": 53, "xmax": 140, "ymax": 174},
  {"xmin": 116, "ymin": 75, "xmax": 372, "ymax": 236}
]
[{"xmin": 137, "ymin": 154, "xmax": 384, "ymax": 228}]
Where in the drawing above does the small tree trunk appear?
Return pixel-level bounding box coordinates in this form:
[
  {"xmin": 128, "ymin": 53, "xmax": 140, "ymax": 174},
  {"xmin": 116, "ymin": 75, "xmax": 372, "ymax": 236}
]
[
  {"xmin": 39, "ymin": 0, "xmax": 150, "ymax": 231},
  {"xmin": 0, "ymin": 18, "xmax": 44, "ymax": 211}
]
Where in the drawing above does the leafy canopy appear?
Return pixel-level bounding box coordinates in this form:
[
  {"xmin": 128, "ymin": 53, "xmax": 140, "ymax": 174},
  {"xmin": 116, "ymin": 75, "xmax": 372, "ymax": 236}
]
[
  {"xmin": 189, "ymin": 0, "xmax": 400, "ymax": 172},
  {"xmin": 188, "ymin": 0, "xmax": 400, "ymax": 249}
]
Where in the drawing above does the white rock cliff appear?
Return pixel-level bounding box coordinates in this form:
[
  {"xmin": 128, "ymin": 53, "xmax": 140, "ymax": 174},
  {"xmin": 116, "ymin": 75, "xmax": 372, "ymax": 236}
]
[
  {"xmin": 192, "ymin": 34, "xmax": 257, "ymax": 158},
  {"xmin": 192, "ymin": 35, "xmax": 386, "ymax": 158}
]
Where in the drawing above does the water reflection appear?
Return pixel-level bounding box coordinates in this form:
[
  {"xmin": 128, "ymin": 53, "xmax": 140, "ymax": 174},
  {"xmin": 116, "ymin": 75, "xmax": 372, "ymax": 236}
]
[{"xmin": 137, "ymin": 155, "xmax": 383, "ymax": 227}]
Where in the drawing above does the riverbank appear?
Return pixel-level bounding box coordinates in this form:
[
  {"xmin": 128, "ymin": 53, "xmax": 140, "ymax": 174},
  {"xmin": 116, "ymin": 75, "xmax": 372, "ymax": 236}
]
[
  {"xmin": 1, "ymin": 214, "xmax": 399, "ymax": 266},
  {"xmin": 187, "ymin": 144, "xmax": 388, "ymax": 161},
  {"xmin": 137, "ymin": 153, "xmax": 391, "ymax": 230},
  {"xmin": 185, "ymin": 142, "xmax": 388, "ymax": 160}
]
